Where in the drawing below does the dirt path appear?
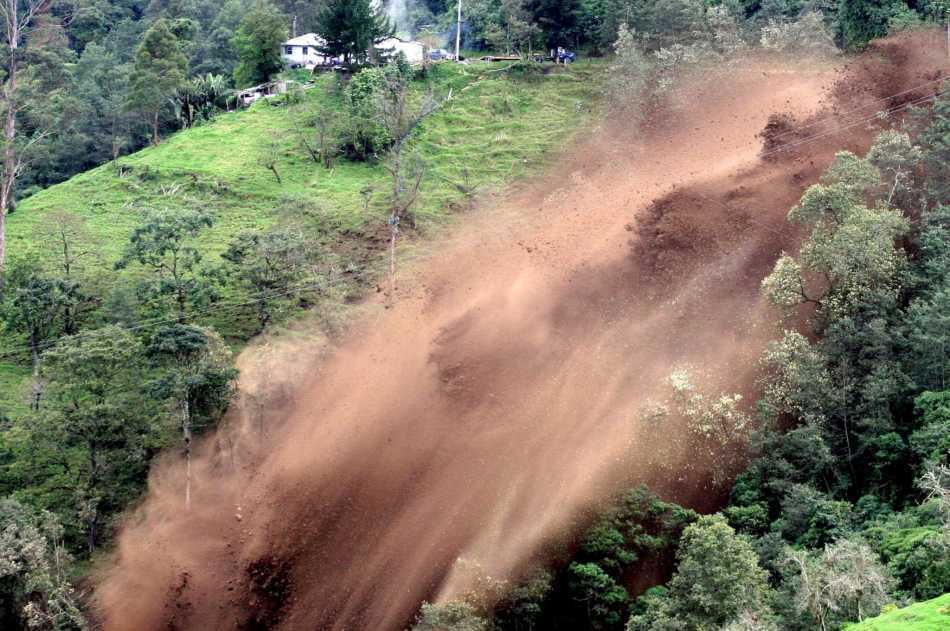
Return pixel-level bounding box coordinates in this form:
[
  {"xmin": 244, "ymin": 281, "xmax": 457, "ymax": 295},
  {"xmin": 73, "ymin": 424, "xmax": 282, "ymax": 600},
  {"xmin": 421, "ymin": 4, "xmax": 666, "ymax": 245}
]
[{"xmin": 95, "ymin": 33, "xmax": 947, "ymax": 631}]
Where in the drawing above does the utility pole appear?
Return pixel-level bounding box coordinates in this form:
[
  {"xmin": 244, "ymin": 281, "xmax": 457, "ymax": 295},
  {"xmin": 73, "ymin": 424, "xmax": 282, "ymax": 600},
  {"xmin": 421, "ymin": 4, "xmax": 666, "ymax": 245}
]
[
  {"xmin": 292, "ymin": 15, "xmax": 297, "ymax": 38},
  {"xmin": 455, "ymin": 0, "xmax": 462, "ymax": 61}
]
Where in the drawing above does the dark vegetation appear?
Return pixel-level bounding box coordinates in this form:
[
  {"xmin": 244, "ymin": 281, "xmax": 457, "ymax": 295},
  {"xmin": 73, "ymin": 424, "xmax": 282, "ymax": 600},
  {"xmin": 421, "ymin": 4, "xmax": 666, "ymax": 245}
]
[
  {"xmin": 413, "ymin": 78, "xmax": 950, "ymax": 631},
  {"xmin": 0, "ymin": 0, "xmax": 947, "ymax": 629}
]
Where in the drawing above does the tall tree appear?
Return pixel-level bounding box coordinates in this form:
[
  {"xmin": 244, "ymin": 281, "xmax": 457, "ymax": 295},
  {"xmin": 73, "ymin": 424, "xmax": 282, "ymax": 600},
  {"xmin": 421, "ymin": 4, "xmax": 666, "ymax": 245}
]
[
  {"xmin": 115, "ymin": 207, "xmax": 217, "ymax": 324},
  {"xmin": 221, "ymin": 228, "xmax": 312, "ymax": 333},
  {"xmin": 147, "ymin": 325, "xmax": 235, "ymax": 511},
  {"xmin": 126, "ymin": 18, "xmax": 187, "ymax": 145},
  {"xmin": 232, "ymin": 0, "xmax": 287, "ymax": 88},
  {"xmin": 316, "ymin": 0, "xmax": 392, "ymax": 66},
  {"xmin": 37, "ymin": 326, "xmax": 155, "ymax": 554},
  {"xmin": 0, "ymin": 0, "xmax": 54, "ymax": 281}
]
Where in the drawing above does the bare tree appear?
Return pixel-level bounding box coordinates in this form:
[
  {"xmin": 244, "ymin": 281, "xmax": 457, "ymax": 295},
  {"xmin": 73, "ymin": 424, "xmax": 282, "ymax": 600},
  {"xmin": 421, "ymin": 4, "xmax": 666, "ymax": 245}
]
[
  {"xmin": 919, "ymin": 464, "xmax": 950, "ymax": 524},
  {"xmin": 0, "ymin": 0, "xmax": 52, "ymax": 281},
  {"xmin": 40, "ymin": 211, "xmax": 98, "ymax": 335},
  {"xmin": 380, "ymin": 76, "xmax": 445, "ymax": 300},
  {"xmin": 786, "ymin": 540, "xmax": 892, "ymax": 630},
  {"xmin": 258, "ymin": 138, "xmax": 283, "ymax": 184},
  {"xmin": 295, "ymin": 102, "xmax": 342, "ymax": 169}
]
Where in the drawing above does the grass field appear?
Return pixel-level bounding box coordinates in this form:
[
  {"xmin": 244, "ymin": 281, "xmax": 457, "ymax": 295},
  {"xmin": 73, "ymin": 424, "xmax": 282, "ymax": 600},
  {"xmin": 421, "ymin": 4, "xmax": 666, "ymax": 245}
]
[
  {"xmin": 847, "ymin": 594, "xmax": 950, "ymax": 630},
  {"xmin": 0, "ymin": 60, "xmax": 604, "ymax": 415}
]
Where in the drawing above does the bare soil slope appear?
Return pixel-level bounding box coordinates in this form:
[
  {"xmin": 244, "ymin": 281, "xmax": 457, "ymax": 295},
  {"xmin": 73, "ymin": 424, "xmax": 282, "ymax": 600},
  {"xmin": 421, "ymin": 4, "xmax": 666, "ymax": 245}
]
[{"xmin": 95, "ymin": 31, "xmax": 947, "ymax": 631}]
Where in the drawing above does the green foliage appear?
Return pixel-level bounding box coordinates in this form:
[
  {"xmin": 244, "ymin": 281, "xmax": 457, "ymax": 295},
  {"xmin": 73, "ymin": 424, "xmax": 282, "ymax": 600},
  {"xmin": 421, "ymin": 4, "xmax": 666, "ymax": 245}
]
[
  {"xmin": 909, "ymin": 391, "xmax": 950, "ymax": 468},
  {"xmin": 493, "ymin": 569, "xmax": 553, "ymax": 631},
  {"xmin": 0, "ymin": 498, "xmax": 85, "ymax": 630},
  {"xmin": 232, "ymin": 1, "xmax": 288, "ymax": 88},
  {"xmin": 221, "ymin": 228, "xmax": 313, "ymax": 332},
  {"xmin": 629, "ymin": 515, "xmax": 771, "ymax": 630},
  {"xmin": 127, "ymin": 19, "xmax": 189, "ymax": 144},
  {"xmin": 412, "ymin": 601, "xmax": 490, "ymax": 631},
  {"xmin": 764, "ymin": 151, "xmax": 910, "ymax": 326},
  {"xmin": 838, "ymin": 0, "xmax": 906, "ymax": 49},
  {"xmin": 567, "ymin": 562, "xmax": 629, "ymax": 630},
  {"xmin": 316, "ymin": 0, "xmax": 392, "ymax": 66},
  {"xmin": 115, "ymin": 207, "xmax": 218, "ymax": 325},
  {"xmin": 31, "ymin": 327, "xmax": 159, "ymax": 553},
  {"xmin": 342, "ymin": 67, "xmax": 393, "ymax": 160},
  {"xmin": 1, "ymin": 260, "xmax": 65, "ymax": 369},
  {"xmin": 146, "ymin": 324, "xmax": 236, "ymax": 428}
]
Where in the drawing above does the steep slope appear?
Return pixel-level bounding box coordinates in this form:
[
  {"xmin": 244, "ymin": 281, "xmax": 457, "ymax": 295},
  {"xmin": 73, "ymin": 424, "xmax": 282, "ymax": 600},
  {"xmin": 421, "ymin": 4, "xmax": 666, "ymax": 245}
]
[
  {"xmin": 95, "ymin": 31, "xmax": 947, "ymax": 631},
  {"xmin": 0, "ymin": 62, "xmax": 602, "ymax": 414}
]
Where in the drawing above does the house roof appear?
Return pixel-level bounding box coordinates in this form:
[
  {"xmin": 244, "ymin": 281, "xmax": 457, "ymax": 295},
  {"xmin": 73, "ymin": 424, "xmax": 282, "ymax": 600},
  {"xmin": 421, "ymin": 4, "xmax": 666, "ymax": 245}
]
[
  {"xmin": 284, "ymin": 33, "xmax": 324, "ymax": 47},
  {"xmin": 377, "ymin": 37, "xmax": 424, "ymax": 49}
]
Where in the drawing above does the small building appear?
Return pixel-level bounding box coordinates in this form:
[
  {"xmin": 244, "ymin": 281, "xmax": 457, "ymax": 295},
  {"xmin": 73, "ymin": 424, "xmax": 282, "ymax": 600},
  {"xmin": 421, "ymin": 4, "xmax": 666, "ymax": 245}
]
[
  {"xmin": 376, "ymin": 37, "xmax": 426, "ymax": 65},
  {"xmin": 281, "ymin": 33, "xmax": 331, "ymax": 69}
]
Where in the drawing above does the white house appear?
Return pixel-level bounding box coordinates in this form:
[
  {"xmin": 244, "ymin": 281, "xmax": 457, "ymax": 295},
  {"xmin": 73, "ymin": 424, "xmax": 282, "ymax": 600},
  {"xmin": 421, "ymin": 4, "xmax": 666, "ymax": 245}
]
[
  {"xmin": 281, "ymin": 33, "xmax": 331, "ymax": 69},
  {"xmin": 376, "ymin": 37, "xmax": 426, "ymax": 64}
]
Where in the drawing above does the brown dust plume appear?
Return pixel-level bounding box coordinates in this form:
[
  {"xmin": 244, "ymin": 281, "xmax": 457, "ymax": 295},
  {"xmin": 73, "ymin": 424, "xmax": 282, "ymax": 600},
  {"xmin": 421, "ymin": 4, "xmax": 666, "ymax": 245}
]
[{"xmin": 95, "ymin": 32, "xmax": 947, "ymax": 631}]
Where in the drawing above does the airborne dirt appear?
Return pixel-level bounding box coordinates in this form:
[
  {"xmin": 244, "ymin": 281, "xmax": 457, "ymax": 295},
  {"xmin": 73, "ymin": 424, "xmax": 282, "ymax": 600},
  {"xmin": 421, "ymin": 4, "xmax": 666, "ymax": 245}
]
[{"xmin": 96, "ymin": 32, "xmax": 947, "ymax": 631}]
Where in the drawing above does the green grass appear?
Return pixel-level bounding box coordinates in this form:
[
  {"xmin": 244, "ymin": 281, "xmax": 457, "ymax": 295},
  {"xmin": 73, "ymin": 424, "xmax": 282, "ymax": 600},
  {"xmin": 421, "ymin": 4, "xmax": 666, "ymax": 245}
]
[
  {"xmin": 847, "ymin": 594, "xmax": 950, "ymax": 630},
  {"xmin": 0, "ymin": 60, "xmax": 604, "ymax": 412}
]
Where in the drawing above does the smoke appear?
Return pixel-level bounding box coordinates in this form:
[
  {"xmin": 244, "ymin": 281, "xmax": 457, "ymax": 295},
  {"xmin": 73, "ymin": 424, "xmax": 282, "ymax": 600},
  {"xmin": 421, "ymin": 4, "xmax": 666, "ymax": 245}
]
[
  {"xmin": 386, "ymin": 0, "xmax": 412, "ymax": 39},
  {"xmin": 92, "ymin": 30, "xmax": 948, "ymax": 631}
]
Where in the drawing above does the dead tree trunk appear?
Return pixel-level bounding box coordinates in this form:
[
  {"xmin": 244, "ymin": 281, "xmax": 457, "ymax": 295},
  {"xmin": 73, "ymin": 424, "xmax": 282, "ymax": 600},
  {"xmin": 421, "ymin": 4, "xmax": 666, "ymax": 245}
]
[{"xmin": 0, "ymin": 0, "xmax": 52, "ymax": 281}]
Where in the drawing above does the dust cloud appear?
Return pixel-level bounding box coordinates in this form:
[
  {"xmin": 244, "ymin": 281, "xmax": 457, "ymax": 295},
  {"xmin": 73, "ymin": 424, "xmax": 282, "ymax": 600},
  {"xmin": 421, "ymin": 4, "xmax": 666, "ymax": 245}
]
[{"xmin": 95, "ymin": 32, "xmax": 947, "ymax": 631}]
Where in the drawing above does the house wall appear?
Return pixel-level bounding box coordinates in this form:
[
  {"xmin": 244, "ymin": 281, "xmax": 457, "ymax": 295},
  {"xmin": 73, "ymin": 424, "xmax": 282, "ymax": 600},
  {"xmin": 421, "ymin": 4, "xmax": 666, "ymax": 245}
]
[
  {"xmin": 377, "ymin": 40, "xmax": 426, "ymax": 64},
  {"xmin": 282, "ymin": 45, "xmax": 330, "ymax": 68}
]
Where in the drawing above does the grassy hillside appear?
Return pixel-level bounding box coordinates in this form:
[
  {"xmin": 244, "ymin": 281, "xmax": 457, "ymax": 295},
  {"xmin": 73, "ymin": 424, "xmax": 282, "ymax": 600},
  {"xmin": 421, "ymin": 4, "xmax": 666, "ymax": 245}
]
[
  {"xmin": 847, "ymin": 594, "xmax": 950, "ymax": 630},
  {"xmin": 0, "ymin": 61, "xmax": 603, "ymax": 415}
]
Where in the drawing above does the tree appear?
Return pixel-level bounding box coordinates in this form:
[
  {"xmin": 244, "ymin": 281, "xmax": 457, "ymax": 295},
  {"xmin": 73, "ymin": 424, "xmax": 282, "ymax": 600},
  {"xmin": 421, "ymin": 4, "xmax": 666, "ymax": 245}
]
[
  {"xmin": 662, "ymin": 515, "xmax": 771, "ymax": 628},
  {"xmin": 762, "ymin": 151, "xmax": 909, "ymax": 327},
  {"xmin": 342, "ymin": 66, "xmax": 391, "ymax": 160},
  {"xmin": 838, "ymin": 0, "xmax": 904, "ymax": 49},
  {"xmin": 316, "ymin": 0, "xmax": 392, "ymax": 67},
  {"xmin": 567, "ymin": 562, "xmax": 629, "ymax": 630},
  {"xmin": 605, "ymin": 23, "xmax": 650, "ymax": 115},
  {"xmin": 221, "ymin": 228, "xmax": 312, "ymax": 332},
  {"xmin": 257, "ymin": 137, "xmax": 284, "ymax": 183},
  {"xmin": 1, "ymin": 260, "xmax": 63, "ymax": 409},
  {"xmin": 0, "ymin": 0, "xmax": 56, "ymax": 280},
  {"xmin": 0, "ymin": 498, "xmax": 86, "ymax": 630},
  {"xmin": 786, "ymin": 539, "xmax": 892, "ymax": 630},
  {"xmin": 232, "ymin": 0, "xmax": 287, "ymax": 88},
  {"xmin": 115, "ymin": 207, "xmax": 217, "ymax": 324},
  {"xmin": 127, "ymin": 19, "xmax": 188, "ymax": 145},
  {"xmin": 73, "ymin": 42, "xmax": 135, "ymax": 170},
  {"xmin": 295, "ymin": 99, "xmax": 343, "ymax": 169},
  {"xmin": 379, "ymin": 67, "xmax": 442, "ymax": 300},
  {"xmin": 412, "ymin": 601, "xmax": 490, "ymax": 631},
  {"xmin": 484, "ymin": 0, "xmax": 541, "ymax": 55},
  {"xmin": 527, "ymin": 0, "xmax": 580, "ymax": 48},
  {"xmin": 147, "ymin": 325, "xmax": 235, "ymax": 510},
  {"xmin": 493, "ymin": 569, "xmax": 553, "ymax": 631},
  {"xmin": 38, "ymin": 326, "xmax": 155, "ymax": 554},
  {"xmin": 39, "ymin": 211, "xmax": 98, "ymax": 336}
]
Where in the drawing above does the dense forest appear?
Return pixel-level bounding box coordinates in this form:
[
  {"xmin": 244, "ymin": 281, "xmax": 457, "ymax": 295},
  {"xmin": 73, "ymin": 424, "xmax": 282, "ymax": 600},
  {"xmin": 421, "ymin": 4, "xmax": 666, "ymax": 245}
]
[{"xmin": 0, "ymin": 0, "xmax": 947, "ymax": 629}]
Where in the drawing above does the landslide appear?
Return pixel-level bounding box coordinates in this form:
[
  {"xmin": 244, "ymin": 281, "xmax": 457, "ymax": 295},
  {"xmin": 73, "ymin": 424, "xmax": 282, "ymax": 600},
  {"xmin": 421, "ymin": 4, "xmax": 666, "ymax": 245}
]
[{"xmin": 95, "ymin": 30, "xmax": 947, "ymax": 631}]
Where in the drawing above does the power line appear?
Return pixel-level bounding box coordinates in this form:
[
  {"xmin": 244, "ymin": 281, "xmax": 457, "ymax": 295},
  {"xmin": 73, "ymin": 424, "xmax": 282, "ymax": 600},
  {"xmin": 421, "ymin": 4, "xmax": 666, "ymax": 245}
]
[
  {"xmin": 761, "ymin": 90, "xmax": 944, "ymax": 159},
  {"xmin": 767, "ymin": 76, "xmax": 946, "ymax": 141}
]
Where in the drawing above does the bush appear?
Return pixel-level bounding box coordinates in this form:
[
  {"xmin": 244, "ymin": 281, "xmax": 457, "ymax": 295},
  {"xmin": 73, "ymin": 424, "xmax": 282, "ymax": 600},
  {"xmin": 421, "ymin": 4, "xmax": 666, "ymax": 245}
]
[{"xmin": 342, "ymin": 67, "xmax": 392, "ymax": 160}]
